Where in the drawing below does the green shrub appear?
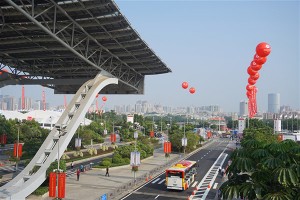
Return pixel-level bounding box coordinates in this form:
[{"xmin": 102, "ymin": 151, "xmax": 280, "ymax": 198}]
[
  {"xmin": 32, "ymin": 186, "xmax": 48, "ymax": 196},
  {"xmin": 112, "ymin": 153, "xmax": 123, "ymax": 164},
  {"xmin": 102, "ymin": 157, "xmax": 112, "ymax": 163},
  {"xmin": 101, "ymin": 160, "xmax": 111, "ymax": 167}
]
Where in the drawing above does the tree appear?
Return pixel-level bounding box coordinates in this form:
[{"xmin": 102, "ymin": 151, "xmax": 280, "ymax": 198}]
[{"xmin": 220, "ymin": 131, "xmax": 300, "ymax": 200}]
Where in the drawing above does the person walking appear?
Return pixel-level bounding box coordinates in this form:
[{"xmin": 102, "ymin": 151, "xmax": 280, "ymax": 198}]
[
  {"xmin": 221, "ymin": 168, "xmax": 225, "ymax": 177},
  {"xmin": 71, "ymin": 161, "xmax": 74, "ymax": 170},
  {"xmin": 105, "ymin": 166, "xmax": 109, "ymax": 177},
  {"xmin": 76, "ymin": 168, "xmax": 80, "ymax": 181}
]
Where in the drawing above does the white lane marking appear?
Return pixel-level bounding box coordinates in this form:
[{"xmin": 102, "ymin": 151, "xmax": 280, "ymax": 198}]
[
  {"xmin": 152, "ymin": 178, "xmax": 161, "ymax": 184},
  {"xmin": 213, "ymin": 183, "xmax": 218, "ymax": 189},
  {"xmin": 154, "ymin": 195, "xmax": 160, "ymax": 199},
  {"xmin": 158, "ymin": 179, "xmax": 165, "ymax": 184},
  {"xmin": 191, "ymin": 181, "xmax": 198, "ymax": 187}
]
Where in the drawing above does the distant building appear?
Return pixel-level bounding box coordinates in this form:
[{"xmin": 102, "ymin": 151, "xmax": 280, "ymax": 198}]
[
  {"xmin": 268, "ymin": 93, "xmax": 280, "ymax": 113},
  {"xmin": 239, "ymin": 101, "xmax": 248, "ymax": 117}
]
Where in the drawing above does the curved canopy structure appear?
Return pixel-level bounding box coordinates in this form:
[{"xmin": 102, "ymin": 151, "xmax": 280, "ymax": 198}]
[{"xmin": 0, "ymin": 0, "xmax": 171, "ymax": 94}]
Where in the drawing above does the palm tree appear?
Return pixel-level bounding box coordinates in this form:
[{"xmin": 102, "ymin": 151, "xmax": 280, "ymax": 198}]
[{"xmin": 220, "ymin": 137, "xmax": 300, "ymax": 200}]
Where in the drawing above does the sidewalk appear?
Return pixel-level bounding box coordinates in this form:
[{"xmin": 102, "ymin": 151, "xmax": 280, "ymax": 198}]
[
  {"xmin": 26, "ymin": 140, "xmax": 213, "ymax": 200},
  {"xmin": 27, "ymin": 147, "xmax": 181, "ymax": 200}
]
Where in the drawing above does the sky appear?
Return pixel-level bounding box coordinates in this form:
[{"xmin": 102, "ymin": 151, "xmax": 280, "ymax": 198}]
[{"xmin": 1, "ymin": 0, "xmax": 299, "ymax": 112}]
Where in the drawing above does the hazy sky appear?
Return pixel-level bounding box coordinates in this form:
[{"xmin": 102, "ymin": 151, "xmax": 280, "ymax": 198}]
[{"xmin": 1, "ymin": 0, "xmax": 299, "ymax": 112}]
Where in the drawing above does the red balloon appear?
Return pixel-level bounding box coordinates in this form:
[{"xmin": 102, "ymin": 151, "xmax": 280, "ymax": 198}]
[
  {"xmin": 253, "ymin": 54, "xmax": 267, "ymax": 65},
  {"xmin": 248, "ymin": 77, "xmax": 256, "ymax": 85},
  {"xmin": 251, "ymin": 72, "xmax": 260, "ymax": 81},
  {"xmin": 246, "ymin": 84, "xmax": 254, "ymax": 91},
  {"xmin": 189, "ymin": 87, "xmax": 196, "ymax": 94},
  {"xmin": 102, "ymin": 96, "xmax": 107, "ymax": 101},
  {"xmin": 256, "ymin": 42, "xmax": 271, "ymax": 57},
  {"xmin": 182, "ymin": 82, "xmax": 188, "ymax": 89},
  {"xmin": 250, "ymin": 61, "xmax": 262, "ymax": 71},
  {"xmin": 247, "ymin": 66, "xmax": 256, "ymax": 76}
]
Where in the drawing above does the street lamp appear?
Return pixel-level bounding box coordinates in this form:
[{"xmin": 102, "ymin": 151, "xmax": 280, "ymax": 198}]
[
  {"xmin": 182, "ymin": 123, "xmax": 187, "ymax": 155},
  {"xmin": 16, "ymin": 123, "xmax": 20, "ymax": 172},
  {"xmin": 55, "ymin": 124, "xmax": 67, "ymax": 198}
]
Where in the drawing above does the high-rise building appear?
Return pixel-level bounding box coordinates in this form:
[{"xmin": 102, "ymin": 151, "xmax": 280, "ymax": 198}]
[
  {"xmin": 239, "ymin": 101, "xmax": 248, "ymax": 117},
  {"xmin": 268, "ymin": 93, "xmax": 280, "ymax": 113}
]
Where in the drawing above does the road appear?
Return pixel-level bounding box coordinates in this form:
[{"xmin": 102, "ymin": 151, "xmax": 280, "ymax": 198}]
[{"xmin": 121, "ymin": 138, "xmax": 232, "ymax": 200}]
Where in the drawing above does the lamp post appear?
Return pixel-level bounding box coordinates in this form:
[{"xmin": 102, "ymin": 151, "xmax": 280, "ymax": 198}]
[
  {"xmin": 56, "ymin": 124, "xmax": 67, "ymax": 199},
  {"xmin": 133, "ymin": 131, "xmax": 138, "ymax": 183},
  {"xmin": 16, "ymin": 124, "xmax": 20, "ymax": 172},
  {"xmin": 160, "ymin": 116, "xmax": 162, "ymax": 133},
  {"xmin": 182, "ymin": 123, "xmax": 187, "ymax": 155}
]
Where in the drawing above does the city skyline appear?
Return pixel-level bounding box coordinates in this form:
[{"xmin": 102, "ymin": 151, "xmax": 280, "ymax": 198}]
[{"xmin": 0, "ymin": 1, "xmax": 299, "ymax": 112}]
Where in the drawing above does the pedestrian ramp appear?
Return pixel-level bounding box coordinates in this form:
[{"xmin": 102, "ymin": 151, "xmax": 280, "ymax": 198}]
[{"xmin": 0, "ymin": 73, "xmax": 118, "ymax": 200}]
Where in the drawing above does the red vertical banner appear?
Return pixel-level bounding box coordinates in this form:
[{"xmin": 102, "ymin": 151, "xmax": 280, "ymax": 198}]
[
  {"xmin": 3, "ymin": 135, "xmax": 7, "ymax": 144},
  {"xmin": 1, "ymin": 134, "xmax": 7, "ymax": 144},
  {"xmin": 150, "ymin": 131, "xmax": 154, "ymax": 138},
  {"xmin": 164, "ymin": 142, "xmax": 172, "ymax": 153},
  {"xmin": 110, "ymin": 133, "xmax": 116, "ymax": 143},
  {"xmin": 168, "ymin": 142, "xmax": 172, "ymax": 153},
  {"xmin": 18, "ymin": 144, "xmax": 22, "ymax": 157},
  {"xmin": 58, "ymin": 172, "xmax": 66, "ymax": 198},
  {"xmin": 164, "ymin": 142, "xmax": 167, "ymax": 153},
  {"xmin": 13, "ymin": 143, "xmax": 17, "ymax": 157},
  {"xmin": 49, "ymin": 172, "xmax": 56, "ymax": 197}
]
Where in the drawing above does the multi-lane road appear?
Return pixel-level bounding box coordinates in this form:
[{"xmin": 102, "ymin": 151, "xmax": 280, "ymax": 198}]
[{"xmin": 121, "ymin": 138, "xmax": 233, "ymax": 200}]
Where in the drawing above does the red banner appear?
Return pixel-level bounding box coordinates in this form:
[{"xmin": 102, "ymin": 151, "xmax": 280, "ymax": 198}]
[
  {"xmin": 110, "ymin": 133, "xmax": 116, "ymax": 143},
  {"xmin": 164, "ymin": 141, "xmax": 172, "ymax": 153},
  {"xmin": 49, "ymin": 172, "xmax": 56, "ymax": 197},
  {"xmin": 150, "ymin": 131, "xmax": 154, "ymax": 138},
  {"xmin": 58, "ymin": 173, "xmax": 66, "ymax": 198},
  {"xmin": 3, "ymin": 134, "xmax": 7, "ymax": 144},
  {"xmin": 168, "ymin": 142, "xmax": 172, "ymax": 153},
  {"xmin": 18, "ymin": 144, "xmax": 22, "ymax": 157},
  {"xmin": 13, "ymin": 143, "xmax": 22, "ymax": 157}
]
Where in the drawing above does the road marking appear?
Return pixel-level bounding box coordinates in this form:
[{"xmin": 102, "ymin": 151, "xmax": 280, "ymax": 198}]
[
  {"xmin": 191, "ymin": 181, "xmax": 198, "ymax": 187},
  {"xmin": 154, "ymin": 194, "xmax": 160, "ymax": 199},
  {"xmin": 158, "ymin": 179, "xmax": 165, "ymax": 184},
  {"xmin": 152, "ymin": 178, "xmax": 160, "ymax": 184},
  {"xmin": 213, "ymin": 183, "xmax": 218, "ymax": 189}
]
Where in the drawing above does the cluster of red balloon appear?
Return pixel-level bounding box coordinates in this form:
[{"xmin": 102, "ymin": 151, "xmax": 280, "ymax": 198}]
[
  {"xmin": 182, "ymin": 81, "xmax": 196, "ymax": 94},
  {"xmin": 246, "ymin": 42, "xmax": 271, "ymax": 118},
  {"xmin": 95, "ymin": 94, "xmax": 107, "ymax": 115}
]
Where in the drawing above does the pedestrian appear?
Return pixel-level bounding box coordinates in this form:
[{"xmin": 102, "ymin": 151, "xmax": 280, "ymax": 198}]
[
  {"xmin": 80, "ymin": 164, "xmax": 84, "ymax": 172},
  {"xmin": 105, "ymin": 166, "xmax": 109, "ymax": 177},
  {"xmin": 221, "ymin": 168, "xmax": 225, "ymax": 177},
  {"xmin": 76, "ymin": 168, "xmax": 80, "ymax": 181},
  {"xmin": 71, "ymin": 161, "xmax": 74, "ymax": 170},
  {"xmin": 217, "ymin": 189, "xmax": 222, "ymax": 200}
]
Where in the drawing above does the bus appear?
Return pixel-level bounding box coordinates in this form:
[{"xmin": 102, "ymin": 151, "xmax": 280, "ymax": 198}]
[{"xmin": 165, "ymin": 160, "xmax": 197, "ymax": 190}]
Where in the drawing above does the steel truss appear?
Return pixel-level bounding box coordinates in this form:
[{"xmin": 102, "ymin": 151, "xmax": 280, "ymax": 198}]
[{"xmin": 0, "ymin": 0, "xmax": 171, "ymax": 94}]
